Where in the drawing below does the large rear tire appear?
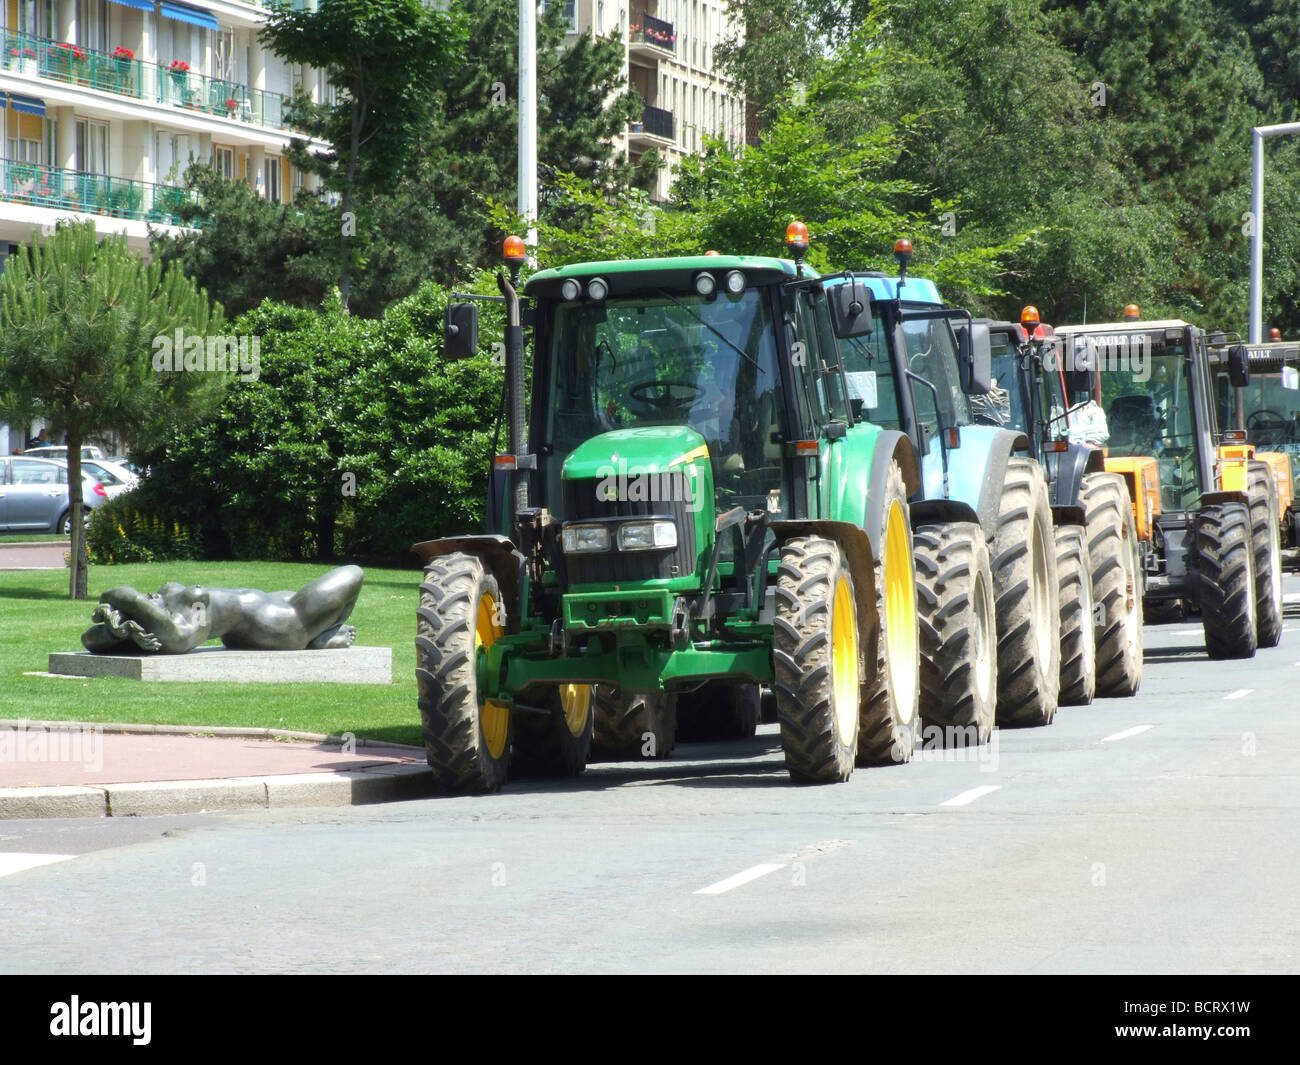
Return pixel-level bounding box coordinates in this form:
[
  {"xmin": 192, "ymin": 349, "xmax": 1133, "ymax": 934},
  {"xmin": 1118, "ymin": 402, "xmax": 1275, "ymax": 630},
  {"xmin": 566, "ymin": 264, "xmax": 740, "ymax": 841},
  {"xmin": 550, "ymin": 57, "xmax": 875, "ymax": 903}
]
[
  {"xmin": 773, "ymin": 536, "xmax": 860, "ymax": 783},
  {"xmin": 1055, "ymin": 523, "xmax": 1096, "ymax": 707},
  {"xmin": 913, "ymin": 522, "xmax": 997, "ymax": 746},
  {"xmin": 591, "ymin": 687, "xmax": 677, "ymax": 760},
  {"xmin": 416, "ymin": 554, "xmax": 512, "ymax": 793},
  {"xmin": 1195, "ymin": 503, "xmax": 1257, "ymax": 660},
  {"xmin": 856, "ymin": 461, "xmax": 920, "ymax": 765},
  {"xmin": 511, "ymin": 684, "xmax": 593, "ymax": 778},
  {"xmin": 1080, "ymin": 472, "xmax": 1143, "ymax": 697},
  {"xmin": 675, "ymin": 682, "xmax": 760, "ymax": 742},
  {"xmin": 1247, "ymin": 460, "xmax": 1284, "ymax": 649},
  {"xmin": 992, "ymin": 458, "xmax": 1060, "ymax": 727}
]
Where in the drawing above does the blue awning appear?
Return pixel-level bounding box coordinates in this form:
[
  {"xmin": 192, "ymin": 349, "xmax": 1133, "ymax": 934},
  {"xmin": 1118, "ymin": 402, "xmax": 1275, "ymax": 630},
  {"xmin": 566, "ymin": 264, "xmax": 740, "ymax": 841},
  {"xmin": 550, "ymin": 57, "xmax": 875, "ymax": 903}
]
[
  {"xmin": 2, "ymin": 94, "xmax": 47, "ymax": 116},
  {"xmin": 159, "ymin": 2, "xmax": 220, "ymax": 31},
  {"xmin": 105, "ymin": 0, "xmax": 154, "ymax": 10}
]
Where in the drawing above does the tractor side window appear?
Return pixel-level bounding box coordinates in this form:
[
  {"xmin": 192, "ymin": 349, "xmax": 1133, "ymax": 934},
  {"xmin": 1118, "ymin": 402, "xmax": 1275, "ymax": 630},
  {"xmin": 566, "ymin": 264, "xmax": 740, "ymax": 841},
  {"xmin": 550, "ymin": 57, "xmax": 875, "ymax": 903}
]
[
  {"xmin": 837, "ymin": 311, "xmax": 900, "ymax": 429},
  {"xmin": 901, "ymin": 316, "xmax": 971, "ymax": 435}
]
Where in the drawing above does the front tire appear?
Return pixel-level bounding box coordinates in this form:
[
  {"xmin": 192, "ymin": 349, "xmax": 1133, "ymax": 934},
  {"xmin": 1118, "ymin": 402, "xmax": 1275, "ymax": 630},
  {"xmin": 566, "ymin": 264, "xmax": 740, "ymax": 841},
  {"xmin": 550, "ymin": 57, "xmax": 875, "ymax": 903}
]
[
  {"xmin": 856, "ymin": 461, "xmax": 920, "ymax": 765},
  {"xmin": 1055, "ymin": 523, "xmax": 1097, "ymax": 707},
  {"xmin": 913, "ymin": 522, "xmax": 997, "ymax": 746},
  {"xmin": 992, "ymin": 458, "xmax": 1061, "ymax": 727},
  {"xmin": 773, "ymin": 536, "xmax": 860, "ymax": 783},
  {"xmin": 1080, "ymin": 472, "xmax": 1143, "ymax": 697},
  {"xmin": 1247, "ymin": 461, "xmax": 1284, "ymax": 649},
  {"xmin": 416, "ymin": 554, "xmax": 513, "ymax": 793},
  {"xmin": 1195, "ymin": 503, "xmax": 1257, "ymax": 660}
]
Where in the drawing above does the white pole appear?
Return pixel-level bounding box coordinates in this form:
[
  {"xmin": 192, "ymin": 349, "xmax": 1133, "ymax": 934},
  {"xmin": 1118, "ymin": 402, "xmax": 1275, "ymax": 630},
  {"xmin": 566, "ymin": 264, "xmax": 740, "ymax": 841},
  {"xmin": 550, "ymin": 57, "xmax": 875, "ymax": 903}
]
[
  {"xmin": 1249, "ymin": 121, "xmax": 1300, "ymax": 344},
  {"xmin": 519, "ymin": 0, "xmax": 538, "ymax": 249}
]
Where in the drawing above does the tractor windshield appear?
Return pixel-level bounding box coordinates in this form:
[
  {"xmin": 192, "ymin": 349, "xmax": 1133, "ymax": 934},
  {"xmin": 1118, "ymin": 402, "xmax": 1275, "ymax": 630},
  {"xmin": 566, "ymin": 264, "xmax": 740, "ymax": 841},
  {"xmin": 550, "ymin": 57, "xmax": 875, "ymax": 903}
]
[
  {"xmin": 838, "ymin": 306, "xmax": 972, "ymax": 439},
  {"xmin": 1073, "ymin": 328, "xmax": 1202, "ymax": 511},
  {"xmin": 541, "ymin": 287, "xmax": 783, "ymax": 514},
  {"xmin": 1213, "ymin": 354, "xmax": 1300, "ymax": 498}
]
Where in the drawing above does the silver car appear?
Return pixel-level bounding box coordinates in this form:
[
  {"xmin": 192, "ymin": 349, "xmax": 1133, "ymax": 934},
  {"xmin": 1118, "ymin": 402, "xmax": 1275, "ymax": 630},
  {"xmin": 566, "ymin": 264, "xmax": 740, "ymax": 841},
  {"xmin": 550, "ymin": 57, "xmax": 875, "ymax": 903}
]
[{"xmin": 0, "ymin": 456, "xmax": 108, "ymax": 534}]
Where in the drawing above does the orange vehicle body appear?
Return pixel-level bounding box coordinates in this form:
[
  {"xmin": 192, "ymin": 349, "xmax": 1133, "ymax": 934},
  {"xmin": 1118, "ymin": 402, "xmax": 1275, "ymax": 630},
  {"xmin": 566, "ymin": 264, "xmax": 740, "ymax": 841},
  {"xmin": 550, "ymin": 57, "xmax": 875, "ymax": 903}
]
[{"xmin": 1104, "ymin": 455, "xmax": 1161, "ymax": 542}]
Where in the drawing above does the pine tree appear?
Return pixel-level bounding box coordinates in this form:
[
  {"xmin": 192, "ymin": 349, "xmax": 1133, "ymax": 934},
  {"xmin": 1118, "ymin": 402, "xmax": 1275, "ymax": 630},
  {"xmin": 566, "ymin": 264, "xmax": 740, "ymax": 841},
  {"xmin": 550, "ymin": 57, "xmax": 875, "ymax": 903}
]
[{"xmin": 0, "ymin": 222, "xmax": 224, "ymax": 598}]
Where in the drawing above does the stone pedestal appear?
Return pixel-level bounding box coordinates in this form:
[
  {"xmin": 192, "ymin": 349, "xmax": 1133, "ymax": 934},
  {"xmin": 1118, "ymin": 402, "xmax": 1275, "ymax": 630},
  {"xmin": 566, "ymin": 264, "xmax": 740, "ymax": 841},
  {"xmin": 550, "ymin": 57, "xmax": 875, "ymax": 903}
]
[{"xmin": 48, "ymin": 645, "xmax": 392, "ymax": 684}]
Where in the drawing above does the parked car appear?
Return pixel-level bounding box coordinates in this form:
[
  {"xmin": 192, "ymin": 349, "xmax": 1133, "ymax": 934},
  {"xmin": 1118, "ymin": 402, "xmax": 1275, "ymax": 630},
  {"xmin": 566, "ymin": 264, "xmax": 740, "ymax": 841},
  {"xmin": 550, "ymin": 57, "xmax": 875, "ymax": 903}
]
[
  {"xmin": 0, "ymin": 456, "xmax": 108, "ymax": 534},
  {"xmin": 24, "ymin": 444, "xmax": 106, "ymax": 462},
  {"xmin": 80, "ymin": 459, "xmax": 140, "ymax": 499}
]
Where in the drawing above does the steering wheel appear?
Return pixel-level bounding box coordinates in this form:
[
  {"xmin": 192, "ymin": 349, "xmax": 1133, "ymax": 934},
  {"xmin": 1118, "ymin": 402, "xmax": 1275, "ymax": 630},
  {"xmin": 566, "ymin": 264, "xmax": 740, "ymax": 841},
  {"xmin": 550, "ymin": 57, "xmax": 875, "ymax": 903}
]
[
  {"xmin": 1247, "ymin": 409, "xmax": 1294, "ymax": 443},
  {"xmin": 628, "ymin": 378, "xmax": 702, "ymax": 414}
]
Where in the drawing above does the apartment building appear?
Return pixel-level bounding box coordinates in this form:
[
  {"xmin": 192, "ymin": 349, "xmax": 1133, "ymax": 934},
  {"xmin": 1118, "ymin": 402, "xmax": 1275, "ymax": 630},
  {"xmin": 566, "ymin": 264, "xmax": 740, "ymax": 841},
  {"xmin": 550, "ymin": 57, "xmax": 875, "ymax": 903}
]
[
  {"xmin": 563, "ymin": 0, "xmax": 745, "ymax": 201},
  {"xmin": 0, "ymin": 0, "xmax": 330, "ymax": 270}
]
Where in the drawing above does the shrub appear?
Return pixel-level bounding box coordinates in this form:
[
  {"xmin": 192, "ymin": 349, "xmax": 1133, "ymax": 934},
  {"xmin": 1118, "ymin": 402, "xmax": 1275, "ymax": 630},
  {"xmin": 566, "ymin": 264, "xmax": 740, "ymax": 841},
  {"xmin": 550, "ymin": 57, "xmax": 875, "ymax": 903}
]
[{"xmin": 87, "ymin": 495, "xmax": 202, "ymax": 564}]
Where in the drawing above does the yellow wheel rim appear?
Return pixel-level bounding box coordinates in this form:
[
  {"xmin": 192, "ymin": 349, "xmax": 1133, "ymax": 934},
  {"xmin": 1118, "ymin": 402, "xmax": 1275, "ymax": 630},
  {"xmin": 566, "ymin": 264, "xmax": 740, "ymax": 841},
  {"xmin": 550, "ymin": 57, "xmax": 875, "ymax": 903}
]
[
  {"xmin": 884, "ymin": 499, "xmax": 919, "ymax": 725},
  {"xmin": 831, "ymin": 574, "xmax": 859, "ymax": 746},
  {"xmin": 474, "ymin": 591, "xmax": 510, "ymax": 759},
  {"xmin": 559, "ymin": 683, "xmax": 592, "ymax": 737}
]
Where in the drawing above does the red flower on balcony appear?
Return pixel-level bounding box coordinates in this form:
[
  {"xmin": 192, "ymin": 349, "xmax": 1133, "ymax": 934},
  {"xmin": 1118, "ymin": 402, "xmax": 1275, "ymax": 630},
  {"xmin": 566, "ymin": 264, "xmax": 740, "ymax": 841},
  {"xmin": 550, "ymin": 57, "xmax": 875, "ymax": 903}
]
[
  {"xmin": 113, "ymin": 46, "xmax": 135, "ymax": 60},
  {"xmin": 169, "ymin": 60, "xmax": 190, "ymax": 73},
  {"xmin": 225, "ymin": 98, "xmax": 239, "ymax": 112},
  {"xmin": 57, "ymin": 42, "xmax": 88, "ymax": 61}
]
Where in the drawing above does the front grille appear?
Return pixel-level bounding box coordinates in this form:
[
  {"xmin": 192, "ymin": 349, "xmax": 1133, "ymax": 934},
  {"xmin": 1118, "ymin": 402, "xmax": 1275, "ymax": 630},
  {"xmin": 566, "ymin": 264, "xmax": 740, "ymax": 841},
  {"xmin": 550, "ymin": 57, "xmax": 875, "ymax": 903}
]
[{"xmin": 562, "ymin": 475, "xmax": 697, "ymax": 585}]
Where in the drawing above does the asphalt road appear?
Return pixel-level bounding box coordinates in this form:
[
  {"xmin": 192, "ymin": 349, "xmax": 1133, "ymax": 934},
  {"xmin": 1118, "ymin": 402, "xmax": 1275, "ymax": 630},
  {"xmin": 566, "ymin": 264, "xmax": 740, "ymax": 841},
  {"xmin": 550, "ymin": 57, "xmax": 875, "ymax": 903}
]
[{"xmin": 1, "ymin": 576, "xmax": 1297, "ymax": 974}]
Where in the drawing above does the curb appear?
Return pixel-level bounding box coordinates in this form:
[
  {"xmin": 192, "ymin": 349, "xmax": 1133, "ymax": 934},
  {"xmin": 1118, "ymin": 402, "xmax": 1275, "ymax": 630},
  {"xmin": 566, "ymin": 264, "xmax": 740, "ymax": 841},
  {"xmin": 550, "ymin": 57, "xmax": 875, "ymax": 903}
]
[
  {"xmin": 0, "ymin": 720, "xmax": 424, "ymax": 753},
  {"xmin": 0, "ymin": 765, "xmax": 435, "ymax": 819},
  {"xmin": 0, "ymin": 721, "xmax": 433, "ymax": 819}
]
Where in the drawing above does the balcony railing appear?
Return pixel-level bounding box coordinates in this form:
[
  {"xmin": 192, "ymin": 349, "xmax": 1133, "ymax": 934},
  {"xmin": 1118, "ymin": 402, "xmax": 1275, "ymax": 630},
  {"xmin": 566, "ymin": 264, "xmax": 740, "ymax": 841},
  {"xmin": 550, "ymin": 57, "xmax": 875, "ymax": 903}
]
[
  {"xmin": 633, "ymin": 104, "xmax": 674, "ymax": 141},
  {"xmin": 0, "ymin": 159, "xmax": 198, "ymax": 226},
  {"xmin": 630, "ymin": 11, "xmax": 676, "ymax": 51},
  {"xmin": 1, "ymin": 30, "xmax": 293, "ymax": 132}
]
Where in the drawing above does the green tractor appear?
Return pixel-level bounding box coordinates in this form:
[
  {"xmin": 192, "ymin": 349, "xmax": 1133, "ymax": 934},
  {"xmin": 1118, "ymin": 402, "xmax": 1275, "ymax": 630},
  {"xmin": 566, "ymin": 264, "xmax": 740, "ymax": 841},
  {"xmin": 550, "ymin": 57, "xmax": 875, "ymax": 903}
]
[{"xmin": 418, "ymin": 227, "xmax": 922, "ymax": 792}]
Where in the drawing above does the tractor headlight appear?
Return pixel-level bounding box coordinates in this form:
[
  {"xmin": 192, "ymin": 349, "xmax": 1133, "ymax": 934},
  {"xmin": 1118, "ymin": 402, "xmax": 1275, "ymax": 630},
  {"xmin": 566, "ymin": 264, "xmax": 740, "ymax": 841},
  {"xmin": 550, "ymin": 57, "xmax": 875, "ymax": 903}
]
[
  {"xmin": 617, "ymin": 520, "xmax": 678, "ymax": 551},
  {"xmin": 562, "ymin": 524, "xmax": 612, "ymax": 553}
]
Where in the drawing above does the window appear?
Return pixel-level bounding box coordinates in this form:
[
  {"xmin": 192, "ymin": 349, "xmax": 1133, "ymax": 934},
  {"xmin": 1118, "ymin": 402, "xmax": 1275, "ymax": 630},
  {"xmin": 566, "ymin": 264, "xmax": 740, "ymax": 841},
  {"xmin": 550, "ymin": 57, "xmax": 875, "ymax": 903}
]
[
  {"xmin": 76, "ymin": 0, "xmax": 109, "ymax": 53},
  {"xmin": 10, "ymin": 459, "xmax": 58, "ymax": 485},
  {"xmin": 215, "ymin": 27, "xmax": 237, "ymax": 83},
  {"xmin": 212, "ymin": 145, "xmax": 234, "ymax": 180},
  {"xmin": 291, "ymin": 163, "xmax": 304, "ymax": 196},
  {"xmin": 8, "ymin": 138, "xmax": 43, "ymax": 163},
  {"xmin": 75, "ymin": 120, "xmax": 108, "ymax": 176},
  {"xmin": 263, "ymin": 157, "xmax": 282, "ymax": 202},
  {"xmin": 561, "ymin": 1, "xmax": 577, "ymax": 31}
]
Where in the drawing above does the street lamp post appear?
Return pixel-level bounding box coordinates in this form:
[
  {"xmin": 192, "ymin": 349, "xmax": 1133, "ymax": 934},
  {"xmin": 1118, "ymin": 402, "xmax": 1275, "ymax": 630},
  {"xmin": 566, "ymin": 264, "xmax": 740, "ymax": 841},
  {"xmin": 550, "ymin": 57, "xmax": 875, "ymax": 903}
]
[
  {"xmin": 519, "ymin": 0, "xmax": 538, "ymax": 250},
  {"xmin": 1249, "ymin": 121, "xmax": 1300, "ymax": 343}
]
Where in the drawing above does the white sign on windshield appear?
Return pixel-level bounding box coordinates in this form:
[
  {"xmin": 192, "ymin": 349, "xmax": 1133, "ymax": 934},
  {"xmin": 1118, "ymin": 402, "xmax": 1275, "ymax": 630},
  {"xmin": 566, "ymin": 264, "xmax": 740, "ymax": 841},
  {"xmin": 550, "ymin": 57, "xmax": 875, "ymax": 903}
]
[
  {"xmin": 1282, "ymin": 366, "xmax": 1299, "ymax": 390},
  {"xmin": 845, "ymin": 371, "xmax": 878, "ymax": 408}
]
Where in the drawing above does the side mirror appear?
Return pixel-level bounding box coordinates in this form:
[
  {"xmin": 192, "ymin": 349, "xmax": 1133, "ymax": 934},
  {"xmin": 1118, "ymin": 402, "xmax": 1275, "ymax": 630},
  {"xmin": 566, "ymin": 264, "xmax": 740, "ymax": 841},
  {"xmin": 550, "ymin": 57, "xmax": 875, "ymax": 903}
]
[
  {"xmin": 445, "ymin": 302, "xmax": 479, "ymax": 359},
  {"xmin": 828, "ymin": 280, "xmax": 873, "ymax": 339},
  {"xmin": 1064, "ymin": 337, "xmax": 1098, "ymax": 397},
  {"xmin": 1228, "ymin": 343, "xmax": 1251, "ymax": 387},
  {"xmin": 956, "ymin": 321, "xmax": 992, "ymax": 394}
]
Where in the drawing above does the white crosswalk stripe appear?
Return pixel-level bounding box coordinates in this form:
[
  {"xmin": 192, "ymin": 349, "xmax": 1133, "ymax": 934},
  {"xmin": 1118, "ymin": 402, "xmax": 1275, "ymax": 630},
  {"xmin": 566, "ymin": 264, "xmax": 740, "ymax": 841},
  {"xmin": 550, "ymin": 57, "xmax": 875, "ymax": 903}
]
[{"xmin": 0, "ymin": 853, "xmax": 75, "ymax": 879}]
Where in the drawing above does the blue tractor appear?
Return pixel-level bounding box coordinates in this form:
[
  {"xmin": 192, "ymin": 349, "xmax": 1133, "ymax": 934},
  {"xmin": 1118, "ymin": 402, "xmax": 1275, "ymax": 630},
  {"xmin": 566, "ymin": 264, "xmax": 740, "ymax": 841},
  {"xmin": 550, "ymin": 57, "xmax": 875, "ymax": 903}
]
[{"xmin": 824, "ymin": 243, "xmax": 1067, "ymax": 744}]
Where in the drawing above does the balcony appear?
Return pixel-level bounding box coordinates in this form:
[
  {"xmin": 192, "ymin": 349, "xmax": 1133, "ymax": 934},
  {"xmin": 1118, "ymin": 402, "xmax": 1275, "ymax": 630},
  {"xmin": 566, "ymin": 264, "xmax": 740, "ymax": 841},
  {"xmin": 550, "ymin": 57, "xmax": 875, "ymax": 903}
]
[
  {"xmin": 628, "ymin": 104, "xmax": 674, "ymax": 146},
  {"xmin": 1, "ymin": 30, "xmax": 294, "ymax": 132},
  {"xmin": 629, "ymin": 11, "xmax": 676, "ymax": 59},
  {"xmin": 0, "ymin": 159, "xmax": 197, "ymax": 227}
]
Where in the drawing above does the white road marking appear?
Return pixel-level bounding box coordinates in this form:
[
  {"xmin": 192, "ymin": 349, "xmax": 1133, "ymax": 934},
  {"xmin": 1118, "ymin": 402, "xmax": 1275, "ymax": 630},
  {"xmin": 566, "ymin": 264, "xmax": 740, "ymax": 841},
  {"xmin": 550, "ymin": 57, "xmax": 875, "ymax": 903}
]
[
  {"xmin": 1100, "ymin": 724, "xmax": 1155, "ymax": 743},
  {"xmin": 940, "ymin": 785, "xmax": 1001, "ymax": 807},
  {"xmin": 1224, "ymin": 689, "xmax": 1254, "ymax": 701},
  {"xmin": 0, "ymin": 853, "xmax": 74, "ymax": 879},
  {"xmin": 694, "ymin": 862, "xmax": 786, "ymax": 895}
]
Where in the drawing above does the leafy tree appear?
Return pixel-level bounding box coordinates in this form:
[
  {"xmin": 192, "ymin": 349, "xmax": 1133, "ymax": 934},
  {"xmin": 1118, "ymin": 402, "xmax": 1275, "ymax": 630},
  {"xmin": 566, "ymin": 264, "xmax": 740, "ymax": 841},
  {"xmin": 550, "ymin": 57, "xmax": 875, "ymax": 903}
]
[
  {"xmin": 0, "ymin": 221, "xmax": 224, "ymax": 597},
  {"xmin": 260, "ymin": 0, "xmax": 468, "ymax": 310}
]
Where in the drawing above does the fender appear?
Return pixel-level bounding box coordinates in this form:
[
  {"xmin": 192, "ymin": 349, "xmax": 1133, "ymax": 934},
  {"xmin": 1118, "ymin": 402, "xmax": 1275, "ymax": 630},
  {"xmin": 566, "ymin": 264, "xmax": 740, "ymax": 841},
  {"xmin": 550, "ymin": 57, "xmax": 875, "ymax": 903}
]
[
  {"xmin": 412, "ymin": 534, "xmax": 528, "ymax": 631},
  {"xmin": 1051, "ymin": 443, "xmax": 1106, "ymax": 510},
  {"xmin": 909, "ymin": 498, "xmax": 980, "ymax": 529},
  {"xmin": 1200, "ymin": 490, "xmax": 1250, "ymax": 510},
  {"xmin": 770, "ymin": 519, "xmax": 878, "ymax": 654},
  {"xmin": 862, "ymin": 430, "xmax": 921, "ymax": 557}
]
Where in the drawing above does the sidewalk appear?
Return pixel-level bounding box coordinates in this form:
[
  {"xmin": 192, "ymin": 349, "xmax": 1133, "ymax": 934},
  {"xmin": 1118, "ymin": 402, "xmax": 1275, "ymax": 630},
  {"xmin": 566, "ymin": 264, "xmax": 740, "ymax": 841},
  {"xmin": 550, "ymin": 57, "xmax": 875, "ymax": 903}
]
[
  {"xmin": 0, "ymin": 720, "xmax": 433, "ymax": 819},
  {"xmin": 0, "ymin": 541, "xmax": 70, "ymax": 570}
]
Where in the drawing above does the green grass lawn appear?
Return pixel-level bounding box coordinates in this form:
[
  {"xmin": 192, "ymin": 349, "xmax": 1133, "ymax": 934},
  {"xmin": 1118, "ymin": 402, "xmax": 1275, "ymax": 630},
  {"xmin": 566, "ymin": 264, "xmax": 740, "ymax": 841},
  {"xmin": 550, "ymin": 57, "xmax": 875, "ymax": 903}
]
[
  {"xmin": 0, "ymin": 534, "xmax": 69, "ymax": 543},
  {"xmin": 0, "ymin": 561, "xmax": 425, "ymax": 746}
]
